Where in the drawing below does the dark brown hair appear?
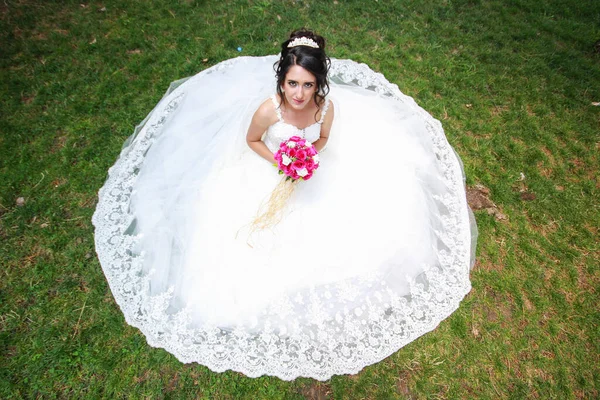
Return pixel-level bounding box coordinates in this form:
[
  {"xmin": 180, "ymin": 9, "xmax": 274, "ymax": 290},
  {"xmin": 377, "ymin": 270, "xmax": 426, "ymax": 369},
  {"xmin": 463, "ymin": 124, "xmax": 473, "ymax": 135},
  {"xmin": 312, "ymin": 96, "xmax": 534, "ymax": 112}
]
[{"xmin": 274, "ymin": 29, "xmax": 330, "ymax": 114}]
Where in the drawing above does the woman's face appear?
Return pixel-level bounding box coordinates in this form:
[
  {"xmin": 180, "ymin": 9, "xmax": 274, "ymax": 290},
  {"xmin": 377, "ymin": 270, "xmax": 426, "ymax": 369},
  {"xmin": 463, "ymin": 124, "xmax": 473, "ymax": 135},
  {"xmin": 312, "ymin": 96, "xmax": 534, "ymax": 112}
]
[{"xmin": 281, "ymin": 65, "xmax": 317, "ymax": 111}]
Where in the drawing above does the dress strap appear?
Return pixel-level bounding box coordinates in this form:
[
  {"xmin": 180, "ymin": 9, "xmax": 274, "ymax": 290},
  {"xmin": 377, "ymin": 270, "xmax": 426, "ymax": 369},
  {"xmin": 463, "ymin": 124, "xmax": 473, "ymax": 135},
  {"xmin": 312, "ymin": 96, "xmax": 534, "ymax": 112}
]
[
  {"xmin": 318, "ymin": 98, "xmax": 330, "ymax": 124},
  {"xmin": 270, "ymin": 95, "xmax": 283, "ymax": 122}
]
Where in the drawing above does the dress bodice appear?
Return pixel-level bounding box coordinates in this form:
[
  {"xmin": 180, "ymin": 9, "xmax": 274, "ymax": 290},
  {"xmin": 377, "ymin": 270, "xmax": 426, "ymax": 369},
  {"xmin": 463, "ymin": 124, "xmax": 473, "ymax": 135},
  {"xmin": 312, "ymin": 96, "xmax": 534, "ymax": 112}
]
[{"xmin": 263, "ymin": 95, "xmax": 330, "ymax": 153}]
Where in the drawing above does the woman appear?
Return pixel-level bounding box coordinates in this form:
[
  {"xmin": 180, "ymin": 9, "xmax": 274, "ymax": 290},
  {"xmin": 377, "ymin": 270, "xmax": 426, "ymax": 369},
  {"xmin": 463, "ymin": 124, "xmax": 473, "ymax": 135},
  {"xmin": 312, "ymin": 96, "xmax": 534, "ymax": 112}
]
[
  {"xmin": 247, "ymin": 32, "xmax": 333, "ymax": 163},
  {"xmin": 93, "ymin": 29, "xmax": 476, "ymax": 380}
]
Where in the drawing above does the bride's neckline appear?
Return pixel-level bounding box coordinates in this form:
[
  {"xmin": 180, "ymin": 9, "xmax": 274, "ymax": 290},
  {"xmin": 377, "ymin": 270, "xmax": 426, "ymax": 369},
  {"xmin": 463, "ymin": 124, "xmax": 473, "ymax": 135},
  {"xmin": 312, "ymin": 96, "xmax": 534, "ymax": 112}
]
[
  {"xmin": 271, "ymin": 95, "xmax": 326, "ymax": 131},
  {"xmin": 277, "ymin": 119, "xmax": 320, "ymax": 131}
]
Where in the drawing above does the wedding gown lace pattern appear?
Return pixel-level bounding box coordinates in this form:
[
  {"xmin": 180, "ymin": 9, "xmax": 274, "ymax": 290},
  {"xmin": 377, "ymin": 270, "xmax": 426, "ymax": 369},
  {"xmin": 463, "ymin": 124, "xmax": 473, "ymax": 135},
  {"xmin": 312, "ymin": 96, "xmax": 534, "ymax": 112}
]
[{"xmin": 92, "ymin": 56, "xmax": 474, "ymax": 380}]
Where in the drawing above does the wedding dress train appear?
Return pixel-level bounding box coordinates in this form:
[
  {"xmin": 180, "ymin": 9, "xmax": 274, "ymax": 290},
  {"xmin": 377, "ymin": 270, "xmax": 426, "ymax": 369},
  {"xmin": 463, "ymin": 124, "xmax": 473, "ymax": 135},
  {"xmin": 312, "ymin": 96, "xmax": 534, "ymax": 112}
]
[{"xmin": 93, "ymin": 55, "xmax": 476, "ymax": 380}]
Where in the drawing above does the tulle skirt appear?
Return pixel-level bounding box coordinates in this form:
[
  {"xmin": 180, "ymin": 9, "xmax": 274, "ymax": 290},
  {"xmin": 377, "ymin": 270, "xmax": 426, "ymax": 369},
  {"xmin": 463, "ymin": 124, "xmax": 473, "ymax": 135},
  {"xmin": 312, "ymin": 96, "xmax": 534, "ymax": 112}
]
[{"xmin": 93, "ymin": 55, "xmax": 476, "ymax": 380}]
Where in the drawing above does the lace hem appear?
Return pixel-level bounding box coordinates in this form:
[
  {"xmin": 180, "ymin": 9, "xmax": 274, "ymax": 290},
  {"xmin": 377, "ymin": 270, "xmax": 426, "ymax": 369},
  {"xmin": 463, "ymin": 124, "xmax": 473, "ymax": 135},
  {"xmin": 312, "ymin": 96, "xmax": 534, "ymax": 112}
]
[{"xmin": 92, "ymin": 56, "xmax": 472, "ymax": 381}]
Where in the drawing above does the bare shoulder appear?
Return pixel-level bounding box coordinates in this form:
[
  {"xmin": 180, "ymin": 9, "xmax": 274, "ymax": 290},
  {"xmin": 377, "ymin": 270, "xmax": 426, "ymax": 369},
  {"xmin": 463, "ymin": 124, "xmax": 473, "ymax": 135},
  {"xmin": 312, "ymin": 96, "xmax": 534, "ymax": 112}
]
[
  {"xmin": 247, "ymin": 98, "xmax": 279, "ymax": 140},
  {"xmin": 319, "ymin": 98, "xmax": 335, "ymax": 138},
  {"xmin": 323, "ymin": 98, "xmax": 335, "ymax": 124},
  {"xmin": 253, "ymin": 98, "xmax": 279, "ymax": 126},
  {"xmin": 326, "ymin": 98, "xmax": 335, "ymax": 115}
]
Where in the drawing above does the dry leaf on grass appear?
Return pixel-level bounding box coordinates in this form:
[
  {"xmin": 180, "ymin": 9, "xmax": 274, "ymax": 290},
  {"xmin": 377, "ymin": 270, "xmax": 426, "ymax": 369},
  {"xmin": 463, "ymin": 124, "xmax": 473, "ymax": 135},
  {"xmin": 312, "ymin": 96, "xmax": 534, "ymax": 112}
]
[
  {"xmin": 520, "ymin": 192, "xmax": 536, "ymax": 201},
  {"xmin": 467, "ymin": 184, "xmax": 508, "ymax": 221}
]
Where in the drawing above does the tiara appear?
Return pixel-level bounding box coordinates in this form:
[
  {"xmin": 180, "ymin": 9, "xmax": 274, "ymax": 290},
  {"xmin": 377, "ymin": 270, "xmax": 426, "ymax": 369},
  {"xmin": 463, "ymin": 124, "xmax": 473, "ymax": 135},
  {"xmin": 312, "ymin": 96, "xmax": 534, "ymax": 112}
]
[{"xmin": 287, "ymin": 37, "xmax": 319, "ymax": 49}]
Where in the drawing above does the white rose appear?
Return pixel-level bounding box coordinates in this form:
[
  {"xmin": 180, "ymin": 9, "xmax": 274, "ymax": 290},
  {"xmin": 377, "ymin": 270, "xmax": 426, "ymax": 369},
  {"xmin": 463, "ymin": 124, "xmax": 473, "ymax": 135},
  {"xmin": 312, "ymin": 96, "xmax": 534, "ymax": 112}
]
[
  {"xmin": 297, "ymin": 168, "xmax": 308, "ymax": 177},
  {"xmin": 282, "ymin": 154, "xmax": 292, "ymax": 166},
  {"xmin": 313, "ymin": 154, "xmax": 320, "ymax": 164},
  {"xmin": 287, "ymin": 141, "xmax": 296, "ymax": 148}
]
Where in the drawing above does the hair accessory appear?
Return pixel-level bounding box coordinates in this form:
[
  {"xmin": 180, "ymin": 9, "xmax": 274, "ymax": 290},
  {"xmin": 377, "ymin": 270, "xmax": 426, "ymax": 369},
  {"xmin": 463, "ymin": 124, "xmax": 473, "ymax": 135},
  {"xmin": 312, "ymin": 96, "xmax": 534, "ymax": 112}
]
[{"xmin": 287, "ymin": 37, "xmax": 319, "ymax": 49}]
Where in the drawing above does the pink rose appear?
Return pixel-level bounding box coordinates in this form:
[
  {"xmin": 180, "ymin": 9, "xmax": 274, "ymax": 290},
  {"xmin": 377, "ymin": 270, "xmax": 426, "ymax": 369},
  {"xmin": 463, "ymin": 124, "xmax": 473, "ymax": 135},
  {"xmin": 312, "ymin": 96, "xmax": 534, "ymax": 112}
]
[
  {"xmin": 295, "ymin": 149, "xmax": 307, "ymax": 160},
  {"xmin": 289, "ymin": 136, "xmax": 301, "ymax": 142},
  {"xmin": 307, "ymin": 145, "xmax": 317, "ymax": 156},
  {"xmin": 297, "ymin": 139, "xmax": 306, "ymax": 147},
  {"xmin": 303, "ymin": 172, "xmax": 313, "ymax": 180},
  {"xmin": 288, "ymin": 148, "xmax": 297, "ymax": 158},
  {"xmin": 274, "ymin": 151, "xmax": 282, "ymax": 161},
  {"xmin": 292, "ymin": 160, "xmax": 305, "ymax": 170}
]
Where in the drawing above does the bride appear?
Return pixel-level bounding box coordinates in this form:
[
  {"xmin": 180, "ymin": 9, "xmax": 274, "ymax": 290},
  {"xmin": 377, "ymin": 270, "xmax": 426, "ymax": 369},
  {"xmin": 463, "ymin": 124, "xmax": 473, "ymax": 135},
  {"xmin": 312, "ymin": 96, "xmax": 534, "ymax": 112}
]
[{"xmin": 93, "ymin": 29, "xmax": 477, "ymax": 381}]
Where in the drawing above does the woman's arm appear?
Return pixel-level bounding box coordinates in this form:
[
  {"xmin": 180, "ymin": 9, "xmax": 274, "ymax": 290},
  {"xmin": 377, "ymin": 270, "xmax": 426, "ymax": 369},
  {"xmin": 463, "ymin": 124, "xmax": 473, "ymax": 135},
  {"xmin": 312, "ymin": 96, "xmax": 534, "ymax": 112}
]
[
  {"xmin": 247, "ymin": 100, "xmax": 278, "ymax": 164},
  {"xmin": 312, "ymin": 101, "xmax": 335, "ymax": 152}
]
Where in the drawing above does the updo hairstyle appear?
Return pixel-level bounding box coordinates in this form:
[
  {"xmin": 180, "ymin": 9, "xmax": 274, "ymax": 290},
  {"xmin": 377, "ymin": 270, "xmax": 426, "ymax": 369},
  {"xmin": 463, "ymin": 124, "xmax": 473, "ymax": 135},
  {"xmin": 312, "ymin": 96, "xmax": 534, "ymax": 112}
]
[{"xmin": 275, "ymin": 29, "xmax": 331, "ymax": 111}]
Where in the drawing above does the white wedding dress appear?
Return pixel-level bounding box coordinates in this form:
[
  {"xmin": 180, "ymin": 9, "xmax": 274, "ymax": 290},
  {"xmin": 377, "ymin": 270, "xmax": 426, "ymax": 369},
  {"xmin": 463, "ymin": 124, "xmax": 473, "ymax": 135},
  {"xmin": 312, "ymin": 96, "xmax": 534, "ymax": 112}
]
[{"xmin": 93, "ymin": 55, "xmax": 477, "ymax": 380}]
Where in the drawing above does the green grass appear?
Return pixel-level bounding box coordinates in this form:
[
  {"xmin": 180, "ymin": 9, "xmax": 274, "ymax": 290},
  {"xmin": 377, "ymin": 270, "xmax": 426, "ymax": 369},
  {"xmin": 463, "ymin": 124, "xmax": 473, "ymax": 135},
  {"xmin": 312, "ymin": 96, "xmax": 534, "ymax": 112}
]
[{"xmin": 1, "ymin": 0, "xmax": 598, "ymax": 398}]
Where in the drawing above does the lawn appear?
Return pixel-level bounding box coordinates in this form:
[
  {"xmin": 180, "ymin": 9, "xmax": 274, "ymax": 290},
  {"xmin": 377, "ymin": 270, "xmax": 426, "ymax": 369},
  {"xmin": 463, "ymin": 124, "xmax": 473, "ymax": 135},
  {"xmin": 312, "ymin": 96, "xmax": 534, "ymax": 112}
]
[{"xmin": 1, "ymin": 0, "xmax": 598, "ymax": 398}]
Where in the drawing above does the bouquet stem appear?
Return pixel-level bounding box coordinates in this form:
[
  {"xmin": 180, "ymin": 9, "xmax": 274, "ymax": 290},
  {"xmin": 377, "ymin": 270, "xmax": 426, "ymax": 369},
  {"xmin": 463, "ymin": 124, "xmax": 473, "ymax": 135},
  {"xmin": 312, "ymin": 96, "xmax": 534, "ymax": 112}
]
[{"xmin": 250, "ymin": 177, "xmax": 298, "ymax": 232}]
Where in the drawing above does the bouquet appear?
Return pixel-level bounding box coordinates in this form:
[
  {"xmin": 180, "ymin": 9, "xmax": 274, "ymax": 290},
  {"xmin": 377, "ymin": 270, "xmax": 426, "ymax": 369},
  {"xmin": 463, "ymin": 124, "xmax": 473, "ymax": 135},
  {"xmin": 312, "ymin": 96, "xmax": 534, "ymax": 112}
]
[
  {"xmin": 250, "ymin": 137, "xmax": 320, "ymax": 232},
  {"xmin": 274, "ymin": 136, "xmax": 320, "ymax": 180}
]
